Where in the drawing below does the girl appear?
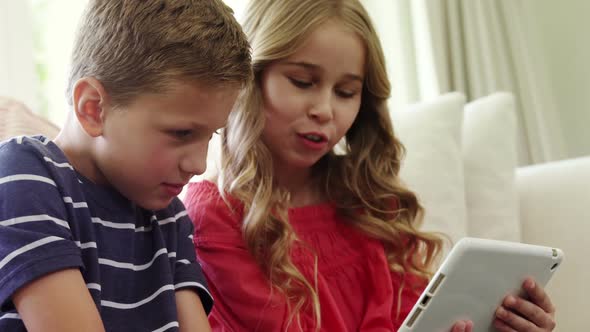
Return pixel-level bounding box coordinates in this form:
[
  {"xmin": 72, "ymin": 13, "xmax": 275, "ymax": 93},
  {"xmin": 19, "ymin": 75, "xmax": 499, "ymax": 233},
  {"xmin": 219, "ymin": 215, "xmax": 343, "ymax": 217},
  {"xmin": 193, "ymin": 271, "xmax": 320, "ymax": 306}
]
[{"xmin": 184, "ymin": 0, "xmax": 556, "ymax": 331}]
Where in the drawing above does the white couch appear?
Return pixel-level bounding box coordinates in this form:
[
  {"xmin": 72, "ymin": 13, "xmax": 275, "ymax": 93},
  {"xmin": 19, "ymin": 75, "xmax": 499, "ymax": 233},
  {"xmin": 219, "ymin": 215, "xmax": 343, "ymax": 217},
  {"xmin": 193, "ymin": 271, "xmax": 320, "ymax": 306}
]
[
  {"xmin": 394, "ymin": 92, "xmax": 588, "ymax": 331},
  {"xmin": 517, "ymin": 157, "xmax": 589, "ymax": 332}
]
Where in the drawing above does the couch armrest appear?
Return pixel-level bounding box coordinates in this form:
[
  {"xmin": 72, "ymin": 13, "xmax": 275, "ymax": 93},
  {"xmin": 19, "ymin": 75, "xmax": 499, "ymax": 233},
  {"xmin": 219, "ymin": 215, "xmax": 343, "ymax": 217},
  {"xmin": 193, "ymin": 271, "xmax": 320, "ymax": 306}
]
[
  {"xmin": 0, "ymin": 97, "xmax": 60, "ymax": 141},
  {"xmin": 516, "ymin": 156, "xmax": 590, "ymax": 332}
]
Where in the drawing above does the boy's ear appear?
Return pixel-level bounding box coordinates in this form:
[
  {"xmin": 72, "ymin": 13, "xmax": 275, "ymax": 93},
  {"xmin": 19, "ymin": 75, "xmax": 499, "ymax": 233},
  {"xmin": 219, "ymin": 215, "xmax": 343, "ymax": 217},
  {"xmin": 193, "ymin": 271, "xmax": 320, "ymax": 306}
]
[{"xmin": 72, "ymin": 77, "xmax": 109, "ymax": 137}]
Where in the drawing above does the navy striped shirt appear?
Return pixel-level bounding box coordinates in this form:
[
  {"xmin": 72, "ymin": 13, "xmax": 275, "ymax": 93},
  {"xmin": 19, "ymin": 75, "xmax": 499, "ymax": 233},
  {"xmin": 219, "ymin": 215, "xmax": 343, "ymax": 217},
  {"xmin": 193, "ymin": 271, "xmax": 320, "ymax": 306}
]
[{"xmin": 0, "ymin": 136, "xmax": 212, "ymax": 331}]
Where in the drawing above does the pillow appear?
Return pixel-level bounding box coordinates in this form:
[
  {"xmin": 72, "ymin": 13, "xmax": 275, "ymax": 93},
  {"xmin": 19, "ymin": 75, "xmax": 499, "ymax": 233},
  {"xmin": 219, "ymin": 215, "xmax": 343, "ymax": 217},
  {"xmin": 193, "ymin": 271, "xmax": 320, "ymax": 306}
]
[
  {"xmin": 391, "ymin": 92, "xmax": 468, "ymax": 250},
  {"xmin": 462, "ymin": 92, "xmax": 521, "ymax": 241},
  {"xmin": 0, "ymin": 96, "xmax": 60, "ymax": 141}
]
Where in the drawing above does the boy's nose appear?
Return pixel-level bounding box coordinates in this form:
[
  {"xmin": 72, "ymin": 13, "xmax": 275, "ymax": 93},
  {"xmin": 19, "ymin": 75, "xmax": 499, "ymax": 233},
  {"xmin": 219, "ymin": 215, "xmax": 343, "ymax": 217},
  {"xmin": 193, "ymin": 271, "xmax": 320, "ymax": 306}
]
[{"xmin": 180, "ymin": 144, "xmax": 208, "ymax": 176}]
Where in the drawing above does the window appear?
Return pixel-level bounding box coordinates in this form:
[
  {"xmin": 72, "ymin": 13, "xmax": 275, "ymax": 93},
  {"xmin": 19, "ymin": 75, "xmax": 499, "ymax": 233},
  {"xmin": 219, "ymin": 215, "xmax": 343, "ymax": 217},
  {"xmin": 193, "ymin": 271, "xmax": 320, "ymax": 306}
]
[
  {"xmin": 29, "ymin": 0, "xmax": 88, "ymax": 125},
  {"xmin": 29, "ymin": 0, "xmax": 247, "ymax": 126}
]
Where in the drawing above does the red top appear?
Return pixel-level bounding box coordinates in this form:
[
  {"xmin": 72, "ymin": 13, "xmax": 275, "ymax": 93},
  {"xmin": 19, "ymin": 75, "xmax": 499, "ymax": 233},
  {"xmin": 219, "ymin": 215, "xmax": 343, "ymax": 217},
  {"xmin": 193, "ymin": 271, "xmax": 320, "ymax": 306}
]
[{"xmin": 184, "ymin": 181, "xmax": 425, "ymax": 331}]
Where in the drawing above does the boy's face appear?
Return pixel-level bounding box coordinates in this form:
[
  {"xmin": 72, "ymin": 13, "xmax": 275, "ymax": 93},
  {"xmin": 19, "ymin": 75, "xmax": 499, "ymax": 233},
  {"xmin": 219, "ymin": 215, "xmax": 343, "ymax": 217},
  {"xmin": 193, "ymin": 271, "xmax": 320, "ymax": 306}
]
[{"xmin": 94, "ymin": 81, "xmax": 238, "ymax": 210}]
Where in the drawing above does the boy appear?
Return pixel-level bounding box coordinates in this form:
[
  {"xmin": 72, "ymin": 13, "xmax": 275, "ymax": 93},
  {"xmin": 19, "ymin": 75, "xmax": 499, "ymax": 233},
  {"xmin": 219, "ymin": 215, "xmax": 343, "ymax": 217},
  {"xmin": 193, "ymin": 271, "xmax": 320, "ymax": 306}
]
[{"xmin": 0, "ymin": 0, "xmax": 251, "ymax": 331}]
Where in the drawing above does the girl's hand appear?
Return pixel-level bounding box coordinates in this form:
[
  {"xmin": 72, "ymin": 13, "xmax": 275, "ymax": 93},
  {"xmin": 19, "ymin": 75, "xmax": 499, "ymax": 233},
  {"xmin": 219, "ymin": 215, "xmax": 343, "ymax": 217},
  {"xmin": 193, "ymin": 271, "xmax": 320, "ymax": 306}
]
[
  {"xmin": 450, "ymin": 320, "xmax": 473, "ymax": 332},
  {"xmin": 493, "ymin": 277, "xmax": 556, "ymax": 331}
]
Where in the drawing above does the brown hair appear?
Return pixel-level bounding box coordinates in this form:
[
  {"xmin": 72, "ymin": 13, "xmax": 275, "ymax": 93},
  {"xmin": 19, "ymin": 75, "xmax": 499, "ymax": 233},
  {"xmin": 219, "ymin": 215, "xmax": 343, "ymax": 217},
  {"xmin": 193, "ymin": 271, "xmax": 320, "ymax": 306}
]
[{"xmin": 67, "ymin": 0, "xmax": 252, "ymax": 107}]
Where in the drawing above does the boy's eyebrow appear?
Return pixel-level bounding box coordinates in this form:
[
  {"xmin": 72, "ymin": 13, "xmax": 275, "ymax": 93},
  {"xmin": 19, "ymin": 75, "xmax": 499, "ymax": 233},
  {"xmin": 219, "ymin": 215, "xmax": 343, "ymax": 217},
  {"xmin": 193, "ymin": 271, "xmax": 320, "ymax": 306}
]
[
  {"xmin": 159, "ymin": 120, "xmax": 218, "ymax": 132},
  {"xmin": 284, "ymin": 61, "xmax": 364, "ymax": 82},
  {"xmin": 185, "ymin": 121, "xmax": 227, "ymax": 131}
]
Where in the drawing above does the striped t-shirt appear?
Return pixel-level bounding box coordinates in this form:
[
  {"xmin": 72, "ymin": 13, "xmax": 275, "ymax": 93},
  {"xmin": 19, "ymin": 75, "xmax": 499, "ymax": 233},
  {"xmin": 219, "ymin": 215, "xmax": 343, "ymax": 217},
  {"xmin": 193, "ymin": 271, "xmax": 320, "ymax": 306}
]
[{"xmin": 0, "ymin": 136, "xmax": 213, "ymax": 331}]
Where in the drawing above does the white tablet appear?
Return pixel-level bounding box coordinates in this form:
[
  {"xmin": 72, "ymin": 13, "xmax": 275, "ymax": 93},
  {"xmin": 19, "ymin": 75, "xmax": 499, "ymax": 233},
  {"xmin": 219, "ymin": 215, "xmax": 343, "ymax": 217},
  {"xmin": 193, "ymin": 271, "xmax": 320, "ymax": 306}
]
[{"xmin": 398, "ymin": 237, "xmax": 564, "ymax": 332}]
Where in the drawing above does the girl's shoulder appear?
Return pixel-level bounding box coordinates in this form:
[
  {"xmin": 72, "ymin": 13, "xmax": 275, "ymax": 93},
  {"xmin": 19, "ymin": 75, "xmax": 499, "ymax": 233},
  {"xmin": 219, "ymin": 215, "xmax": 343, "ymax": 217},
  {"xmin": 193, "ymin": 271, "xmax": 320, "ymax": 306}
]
[
  {"xmin": 185, "ymin": 180, "xmax": 241, "ymax": 204},
  {"xmin": 185, "ymin": 180, "xmax": 221, "ymax": 201},
  {"xmin": 183, "ymin": 180, "xmax": 244, "ymax": 230}
]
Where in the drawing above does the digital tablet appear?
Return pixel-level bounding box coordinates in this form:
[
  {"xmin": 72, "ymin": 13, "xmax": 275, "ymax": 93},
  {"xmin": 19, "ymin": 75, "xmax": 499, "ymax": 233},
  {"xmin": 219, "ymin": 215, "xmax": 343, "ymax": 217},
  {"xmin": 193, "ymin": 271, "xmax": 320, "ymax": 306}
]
[{"xmin": 398, "ymin": 237, "xmax": 564, "ymax": 332}]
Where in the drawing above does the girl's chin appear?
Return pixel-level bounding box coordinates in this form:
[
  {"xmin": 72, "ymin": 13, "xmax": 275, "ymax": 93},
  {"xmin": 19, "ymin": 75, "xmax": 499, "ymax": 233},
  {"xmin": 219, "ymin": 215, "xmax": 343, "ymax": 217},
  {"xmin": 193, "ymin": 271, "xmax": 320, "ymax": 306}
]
[
  {"xmin": 285, "ymin": 159, "xmax": 324, "ymax": 171},
  {"xmin": 274, "ymin": 151, "xmax": 328, "ymax": 172}
]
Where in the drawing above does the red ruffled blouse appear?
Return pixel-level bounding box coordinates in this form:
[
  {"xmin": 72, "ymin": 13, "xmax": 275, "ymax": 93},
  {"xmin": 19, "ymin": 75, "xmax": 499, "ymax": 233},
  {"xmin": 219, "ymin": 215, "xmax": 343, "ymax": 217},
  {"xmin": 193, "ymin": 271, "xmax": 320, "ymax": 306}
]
[{"xmin": 184, "ymin": 181, "xmax": 425, "ymax": 331}]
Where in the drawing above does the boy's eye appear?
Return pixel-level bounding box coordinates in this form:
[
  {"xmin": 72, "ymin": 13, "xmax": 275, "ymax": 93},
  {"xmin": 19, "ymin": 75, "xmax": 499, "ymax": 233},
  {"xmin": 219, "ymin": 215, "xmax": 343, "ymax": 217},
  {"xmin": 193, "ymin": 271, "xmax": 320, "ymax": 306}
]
[
  {"xmin": 170, "ymin": 130, "xmax": 193, "ymax": 139},
  {"xmin": 288, "ymin": 77, "xmax": 313, "ymax": 89}
]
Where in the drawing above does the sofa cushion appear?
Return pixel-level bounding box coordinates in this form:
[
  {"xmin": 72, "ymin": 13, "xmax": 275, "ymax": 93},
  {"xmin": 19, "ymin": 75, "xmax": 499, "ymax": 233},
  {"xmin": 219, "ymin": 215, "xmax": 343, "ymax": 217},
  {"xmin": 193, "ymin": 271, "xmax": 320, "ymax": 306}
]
[
  {"xmin": 462, "ymin": 92, "xmax": 521, "ymax": 241},
  {"xmin": 0, "ymin": 97, "xmax": 60, "ymax": 141},
  {"xmin": 392, "ymin": 92, "xmax": 468, "ymax": 250}
]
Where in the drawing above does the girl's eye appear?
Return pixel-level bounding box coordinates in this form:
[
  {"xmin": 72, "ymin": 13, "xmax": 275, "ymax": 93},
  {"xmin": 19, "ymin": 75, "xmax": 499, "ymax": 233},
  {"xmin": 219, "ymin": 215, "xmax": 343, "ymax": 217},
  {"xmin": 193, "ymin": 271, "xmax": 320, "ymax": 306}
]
[
  {"xmin": 336, "ymin": 89, "xmax": 356, "ymax": 98},
  {"xmin": 288, "ymin": 77, "xmax": 313, "ymax": 89}
]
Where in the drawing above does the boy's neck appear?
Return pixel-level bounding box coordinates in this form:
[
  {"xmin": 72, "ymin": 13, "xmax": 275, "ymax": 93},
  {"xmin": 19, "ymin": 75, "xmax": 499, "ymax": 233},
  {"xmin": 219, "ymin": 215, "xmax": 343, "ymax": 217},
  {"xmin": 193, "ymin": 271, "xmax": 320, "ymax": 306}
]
[{"xmin": 53, "ymin": 114, "xmax": 106, "ymax": 185}]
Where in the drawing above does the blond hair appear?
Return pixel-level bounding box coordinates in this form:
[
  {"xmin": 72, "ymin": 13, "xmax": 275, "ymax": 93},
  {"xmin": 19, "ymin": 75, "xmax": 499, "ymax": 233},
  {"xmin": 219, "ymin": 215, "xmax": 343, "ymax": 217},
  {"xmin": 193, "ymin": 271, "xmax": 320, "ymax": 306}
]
[
  {"xmin": 67, "ymin": 0, "xmax": 252, "ymax": 107},
  {"xmin": 219, "ymin": 0, "xmax": 443, "ymax": 329}
]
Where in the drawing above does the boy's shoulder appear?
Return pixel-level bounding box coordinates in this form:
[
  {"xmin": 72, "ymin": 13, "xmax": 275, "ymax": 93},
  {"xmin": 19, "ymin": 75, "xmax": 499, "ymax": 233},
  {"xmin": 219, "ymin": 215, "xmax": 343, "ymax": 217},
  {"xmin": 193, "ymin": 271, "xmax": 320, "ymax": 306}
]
[
  {"xmin": 1, "ymin": 135, "xmax": 52, "ymax": 149},
  {"xmin": 0, "ymin": 135, "xmax": 67, "ymax": 176},
  {"xmin": 1, "ymin": 135, "xmax": 64, "ymax": 165}
]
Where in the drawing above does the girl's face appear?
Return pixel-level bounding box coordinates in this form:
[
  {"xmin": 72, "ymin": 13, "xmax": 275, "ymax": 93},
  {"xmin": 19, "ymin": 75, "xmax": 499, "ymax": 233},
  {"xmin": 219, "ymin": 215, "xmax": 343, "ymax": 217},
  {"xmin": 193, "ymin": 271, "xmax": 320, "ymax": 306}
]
[{"xmin": 260, "ymin": 20, "xmax": 365, "ymax": 174}]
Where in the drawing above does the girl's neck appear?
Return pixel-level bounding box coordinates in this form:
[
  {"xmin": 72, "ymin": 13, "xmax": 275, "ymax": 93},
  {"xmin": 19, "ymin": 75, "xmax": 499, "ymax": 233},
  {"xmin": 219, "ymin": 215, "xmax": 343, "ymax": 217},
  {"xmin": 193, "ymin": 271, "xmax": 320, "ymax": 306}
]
[{"xmin": 274, "ymin": 166, "xmax": 323, "ymax": 208}]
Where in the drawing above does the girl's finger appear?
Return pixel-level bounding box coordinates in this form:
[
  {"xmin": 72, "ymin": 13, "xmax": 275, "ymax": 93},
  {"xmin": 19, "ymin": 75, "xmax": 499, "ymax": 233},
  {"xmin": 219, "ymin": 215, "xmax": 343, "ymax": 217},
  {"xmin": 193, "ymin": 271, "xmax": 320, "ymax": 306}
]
[
  {"xmin": 502, "ymin": 294, "xmax": 556, "ymax": 330},
  {"xmin": 450, "ymin": 320, "xmax": 466, "ymax": 332},
  {"xmin": 495, "ymin": 304, "xmax": 540, "ymax": 331},
  {"xmin": 493, "ymin": 318, "xmax": 518, "ymax": 332},
  {"xmin": 450, "ymin": 320, "xmax": 472, "ymax": 332},
  {"xmin": 522, "ymin": 278, "xmax": 556, "ymax": 315}
]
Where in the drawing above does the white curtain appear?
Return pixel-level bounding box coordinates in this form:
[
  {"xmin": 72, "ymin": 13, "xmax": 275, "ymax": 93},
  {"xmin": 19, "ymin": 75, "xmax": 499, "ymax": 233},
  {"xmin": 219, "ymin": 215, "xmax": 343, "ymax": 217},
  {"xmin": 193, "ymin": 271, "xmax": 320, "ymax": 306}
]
[
  {"xmin": 364, "ymin": 0, "xmax": 566, "ymax": 165},
  {"xmin": 0, "ymin": 0, "xmax": 40, "ymax": 112}
]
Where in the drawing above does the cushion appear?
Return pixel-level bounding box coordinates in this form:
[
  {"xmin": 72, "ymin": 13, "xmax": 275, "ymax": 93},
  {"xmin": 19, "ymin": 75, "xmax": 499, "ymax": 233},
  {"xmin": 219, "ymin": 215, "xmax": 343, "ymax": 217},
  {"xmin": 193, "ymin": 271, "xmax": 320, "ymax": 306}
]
[
  {"xmin": 462, "ymin": 92, "xmax": 521, "ymax": 241},
  {"xmin": 0, "ymin": 97, "xmax": 60, "ymax": 141},
  {"xmin": 392, "ymin": 92, "xmax": 468, "ymax": 250}
]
